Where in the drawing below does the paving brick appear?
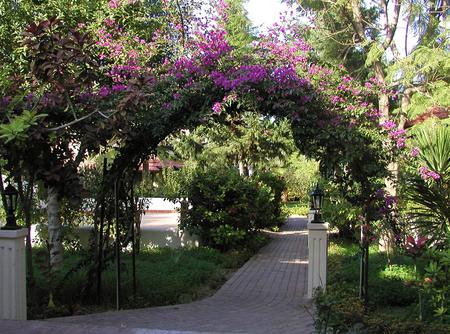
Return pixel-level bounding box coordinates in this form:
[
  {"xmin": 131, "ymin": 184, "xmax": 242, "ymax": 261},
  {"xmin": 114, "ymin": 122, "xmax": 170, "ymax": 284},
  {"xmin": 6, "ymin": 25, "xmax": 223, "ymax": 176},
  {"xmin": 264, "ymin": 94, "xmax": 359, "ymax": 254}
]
[{"xmin": 0, "ymin": 217, "xmax": 314, "ymax": 334}]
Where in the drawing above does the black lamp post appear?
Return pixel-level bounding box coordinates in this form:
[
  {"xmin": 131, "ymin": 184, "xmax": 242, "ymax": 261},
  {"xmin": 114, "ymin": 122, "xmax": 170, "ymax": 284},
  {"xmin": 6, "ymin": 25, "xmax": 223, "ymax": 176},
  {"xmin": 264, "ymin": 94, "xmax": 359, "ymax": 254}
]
[
  {"xmin": 2, "ymin": 183, "xmax": 20, "ymax": 230},
  {"xmin": 310, "ymin": 183, "xmax": 324, "ymax": 223}
]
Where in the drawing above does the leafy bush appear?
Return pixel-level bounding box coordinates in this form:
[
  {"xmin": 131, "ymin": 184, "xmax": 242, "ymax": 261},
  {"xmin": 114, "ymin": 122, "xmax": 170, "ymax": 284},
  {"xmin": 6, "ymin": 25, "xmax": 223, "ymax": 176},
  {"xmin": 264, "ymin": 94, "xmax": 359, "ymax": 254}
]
[
  {"xmin": 370, "ymin": 279, "xmax": 418, "ymax": 307},
  {"xmin": 180, "ymin": 167, "xmax": 280, "ymax": 250},
  {"xmin": 314, "ymin": 288, "xmax": 365, "ymax": 333},
  {"xmin": 255, "ymin": 171, "xmax": 286, "ymax": 227},
  {"xmin": 364, "ymin": 313, "xmax": 450, "ymax": 333},
  {"xmin": 422, "ymin": 247, "xmax": 450, "ymax": 321},
  {"xmin": 277, "ymin": 153, "xmax": 319, "ymax": 203},
  {"xmin": 403, "ymin": 124, "xmax": 450, "ymax": 248},
  {"xmin": 314, "ymin": 240, "xmax": 450, "ymax": 333},
  {"xmin": 321, "ymin": 184, "xmax": 361, "ymax": 239}
]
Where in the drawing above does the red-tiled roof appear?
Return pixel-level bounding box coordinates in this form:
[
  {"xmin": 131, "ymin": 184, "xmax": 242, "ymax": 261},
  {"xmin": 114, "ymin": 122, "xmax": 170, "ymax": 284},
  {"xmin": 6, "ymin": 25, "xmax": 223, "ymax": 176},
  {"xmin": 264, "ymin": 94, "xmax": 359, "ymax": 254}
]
[{"xmin": 138, "ymin": 157, "xmax": 183, "ymax": 172}]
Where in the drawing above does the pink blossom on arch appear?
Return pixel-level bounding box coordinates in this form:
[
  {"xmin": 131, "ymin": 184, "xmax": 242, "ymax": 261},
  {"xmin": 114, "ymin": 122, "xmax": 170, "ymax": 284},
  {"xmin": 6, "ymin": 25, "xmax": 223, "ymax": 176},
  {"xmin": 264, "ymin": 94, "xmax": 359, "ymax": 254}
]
[
  {"xmin": 330, "ymin": 95, "xmax": 340, "ymax": 105},
  {"xmin": 112, "ymin": 84, "xmax": 127, "ymax": 93},
  {"xmin": 389, "ymin": 128, "xmax": 405, "ymax": 139},
  {"xmin": 98, "ymin": 86, "xmax": 110, "ymax": 97},
  {"xmin": 385, "ymin": 195, "xmax": 398, "ymax": 208},
  {"xmin": 104, "ymin": 18, "xmax": 115, "ymax": 27},
  {"xmin": 419, "ymin": 166, "xmax": 430, "ymax": 179}
]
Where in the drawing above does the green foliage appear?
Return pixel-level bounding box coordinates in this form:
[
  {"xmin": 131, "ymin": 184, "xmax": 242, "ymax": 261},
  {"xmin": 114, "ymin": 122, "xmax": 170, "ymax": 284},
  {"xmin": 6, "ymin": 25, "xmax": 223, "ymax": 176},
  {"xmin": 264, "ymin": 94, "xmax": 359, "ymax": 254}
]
[
  {"xmin": 167, "ymin": 113, "xmax": 295, "ymax": 177},
  {"xmin": 314, "ymin": 240, "xmax": 450, "ymax": 332},
  {"xmin": 321, "ymin": 183, "xmax": 362, "ymax": 238},
  {"xmin": 255, "ymin": 171, "xmax": 286, "ymax": 226},
  {"xmin": 224, "ymin": 0, "xmax": 255, "ymax": 50},
  {"xmin": 414, "ymin": 125, "xmax": 450, "ymax": 177},
  {"xmin": 314, "ymin": 288, "xmax": 365, "ymax": 333},
  {"xmin": 275, "ymin": 153, "xmax": 319, "ymax": 203},
  {"xmin": 295, "ymin": 0, "xmax": 378, "ymax": 79},
  {"xmin": 210, "ymin": 224, "xmax": 248, "ymax": 250},
  {"xmin": 404, "ymin": 124, "xmax": 450, "ymax": 246},
  {"xmin": 363, "ymin": 313, "xmax": 450, "ymax": 334},
  {"xmin": 180, "ymin": 166, "xmax": 282, "ymax": 250},
  {"xmin": 365, "ymin": 41, "xmax": 384, "ymax": 67},
  {"xmin": 423, "ymin": 248, "xmax": 450, "ymax": 321},
  {"xmin": 0, "ymin": 110, "xmax": 47, "ymax": 143}
]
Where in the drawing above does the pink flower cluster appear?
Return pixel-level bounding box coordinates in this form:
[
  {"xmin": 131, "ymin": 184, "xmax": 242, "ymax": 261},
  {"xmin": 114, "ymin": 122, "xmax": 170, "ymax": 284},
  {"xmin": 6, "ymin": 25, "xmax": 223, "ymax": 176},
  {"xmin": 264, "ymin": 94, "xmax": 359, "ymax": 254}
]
[
  {"xmin": 196, "ymin": 29, "xmax": 232, "ymax": 66},
  {"xmin": 108, "ymin": 0, "xmax": 121, "ymax": 9},
  {"xmin": 212, "ymin": 102, "xmax": 221, "ymax": 114},
  {"xmin": 419, "ymin": 166, "xmax": 440, "ymax": 181},
  {"xmin": 380, "ymin": 120, "xmax": 408, "ymax": 148}
]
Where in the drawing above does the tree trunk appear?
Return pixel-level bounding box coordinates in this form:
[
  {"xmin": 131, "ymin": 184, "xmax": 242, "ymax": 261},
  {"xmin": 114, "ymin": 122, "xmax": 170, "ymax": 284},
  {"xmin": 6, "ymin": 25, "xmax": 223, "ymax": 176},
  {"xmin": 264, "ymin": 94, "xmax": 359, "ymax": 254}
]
[
  {"xmin": 47, "ymin": 186, "xmax": 62, "ymax": 268},
  {"xmin": 373, "ymin": 60, "xmax": 398, "ymax": 253}
]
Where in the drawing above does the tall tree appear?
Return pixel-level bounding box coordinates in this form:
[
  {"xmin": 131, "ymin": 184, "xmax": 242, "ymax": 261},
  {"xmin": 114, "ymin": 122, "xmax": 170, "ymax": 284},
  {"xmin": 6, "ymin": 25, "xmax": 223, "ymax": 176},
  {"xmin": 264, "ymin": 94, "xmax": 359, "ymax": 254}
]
[
  {"xmin": 223, "ymin": 0, "xmax": 255, "ymax": 49},
  {"xmin": 291, "ymin": 0, "xmax": 449, "ymax": 242}
]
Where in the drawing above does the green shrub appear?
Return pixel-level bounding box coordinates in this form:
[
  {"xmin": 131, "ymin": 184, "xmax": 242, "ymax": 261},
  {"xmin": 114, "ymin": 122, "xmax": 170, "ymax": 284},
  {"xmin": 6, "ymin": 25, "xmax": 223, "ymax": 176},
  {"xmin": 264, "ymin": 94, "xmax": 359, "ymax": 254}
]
[
  {"xmin": 314, "ymin": 288, "xmax": 365, "ymax": 333},
  {"xmin": 314, "ymin": 240, "xmax": 450, "ymax": 333},
  {"xmin": 180, "ymin": 167, "xmax": 279, "ymax": 250},
  {"xmin": 370, "ymin": 279, "xmax": 418, "ymax": 307},
  {"xmin": 422, "ymin": 247, "xmax": 450, "ymax": 321},
  {"xmin": 321, "ymin": 184, "xmax": 361, "ymax": 239},
  {"xmin": 364, "ymin": 313, "xmax": 450, "ymax": 333},
  {"xmin": 255, "ymin": 171, "xmax": 286, "ymax": 226}
]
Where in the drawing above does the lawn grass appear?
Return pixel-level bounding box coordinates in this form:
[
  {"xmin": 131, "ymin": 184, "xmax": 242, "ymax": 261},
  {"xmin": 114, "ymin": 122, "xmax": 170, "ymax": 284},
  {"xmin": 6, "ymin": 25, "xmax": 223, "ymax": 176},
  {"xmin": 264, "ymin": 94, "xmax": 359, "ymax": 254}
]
[
  {"xmin": 28, "ymin": 238, "xmax": 267, "ymax": 319},
  {"xmin": 282, "ymin": 201, "xmax": 309, "ymax": 216}
]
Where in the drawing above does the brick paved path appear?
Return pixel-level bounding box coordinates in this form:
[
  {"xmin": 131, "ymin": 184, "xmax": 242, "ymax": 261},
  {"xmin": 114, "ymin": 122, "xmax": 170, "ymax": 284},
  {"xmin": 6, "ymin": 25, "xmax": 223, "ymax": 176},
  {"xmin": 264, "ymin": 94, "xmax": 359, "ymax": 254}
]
[{"xmin": 0, "ymin": 217, "xmax": 314, "ymax": 334}]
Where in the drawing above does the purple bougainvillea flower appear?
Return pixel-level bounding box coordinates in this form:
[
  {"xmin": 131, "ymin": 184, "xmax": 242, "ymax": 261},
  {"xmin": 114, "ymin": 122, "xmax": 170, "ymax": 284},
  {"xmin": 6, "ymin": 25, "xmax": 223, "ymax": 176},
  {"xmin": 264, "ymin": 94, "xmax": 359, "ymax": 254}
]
[
  {"xmin": 381, "ymin": 120, "xmax": 396, "ymax": 130},
  {"xmin": 112, "ymin": 84, "xmax": 127, "ymax": 93},
  {"xmin": 99, "ymin": 86, "xmax": 110, "ymax": 97}
]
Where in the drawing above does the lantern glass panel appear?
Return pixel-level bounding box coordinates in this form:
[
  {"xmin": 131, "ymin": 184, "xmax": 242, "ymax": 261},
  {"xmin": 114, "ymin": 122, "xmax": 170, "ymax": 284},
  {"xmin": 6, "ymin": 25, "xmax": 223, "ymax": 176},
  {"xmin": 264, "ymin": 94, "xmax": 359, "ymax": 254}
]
[
  {"xmin": 314, "ymin": 195, "xmax": 322, "ymax": 210},
  {"xmin": 12, "ymin": 193, "xmax": 17, "ymax": 210},
  {"xmin": 5, "ymin": 195, "xmax": 12, "ymax": 210}
]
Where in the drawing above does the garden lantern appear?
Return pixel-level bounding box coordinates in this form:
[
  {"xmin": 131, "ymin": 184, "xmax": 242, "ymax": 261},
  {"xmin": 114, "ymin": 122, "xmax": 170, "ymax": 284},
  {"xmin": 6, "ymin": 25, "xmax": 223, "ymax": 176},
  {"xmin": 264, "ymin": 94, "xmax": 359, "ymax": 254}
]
[
  {"xmin": 310, "ymin": 183, "xmax": 324, "ymax": 223},
  {"xmin": 2, "ymin": 183, "xmax": 20, "ymax": 230}
]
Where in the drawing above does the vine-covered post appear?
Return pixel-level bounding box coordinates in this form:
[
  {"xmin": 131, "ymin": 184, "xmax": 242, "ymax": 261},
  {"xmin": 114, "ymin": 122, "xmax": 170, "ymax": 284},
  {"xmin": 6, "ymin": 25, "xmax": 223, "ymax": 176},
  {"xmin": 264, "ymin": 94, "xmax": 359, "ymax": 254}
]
[
  {"xmin": 114, "ymin": 177, "xmax": 121, "ymax": 311},
  {"xmin": 96, "ymin": 157, "xmax": 108, "ymax": 304}
]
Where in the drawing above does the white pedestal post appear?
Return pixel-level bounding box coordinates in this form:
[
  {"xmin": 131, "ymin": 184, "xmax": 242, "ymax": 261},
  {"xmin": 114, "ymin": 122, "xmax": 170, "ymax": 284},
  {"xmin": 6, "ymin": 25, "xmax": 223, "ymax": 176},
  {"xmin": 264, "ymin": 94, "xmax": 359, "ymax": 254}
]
[
  {"xmin": 307, "ymin": 209, "xmax": 315, "ymax": 223},
  {"xmin": 307, "ymin": 222, "xmax": 329, "ymax": 298},
  {"xmin": 0, "ymin": 228, "xmax": 27, "ymax": 320}
]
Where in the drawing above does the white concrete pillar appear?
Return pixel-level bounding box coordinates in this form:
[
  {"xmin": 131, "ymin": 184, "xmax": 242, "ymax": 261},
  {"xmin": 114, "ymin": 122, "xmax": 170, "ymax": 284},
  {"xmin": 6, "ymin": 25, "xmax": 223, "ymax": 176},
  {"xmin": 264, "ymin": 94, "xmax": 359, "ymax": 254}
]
[
  {"xmin": 307, "ymin": 222, "xmax": 329, "ymax": 298},
  {"xmin": 0, "ymin": 228, "xmax": 27, "ymax": 320},
  {"xmin": 307, "ymin": 209, "xmax": 315, "ymax": 223}
]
